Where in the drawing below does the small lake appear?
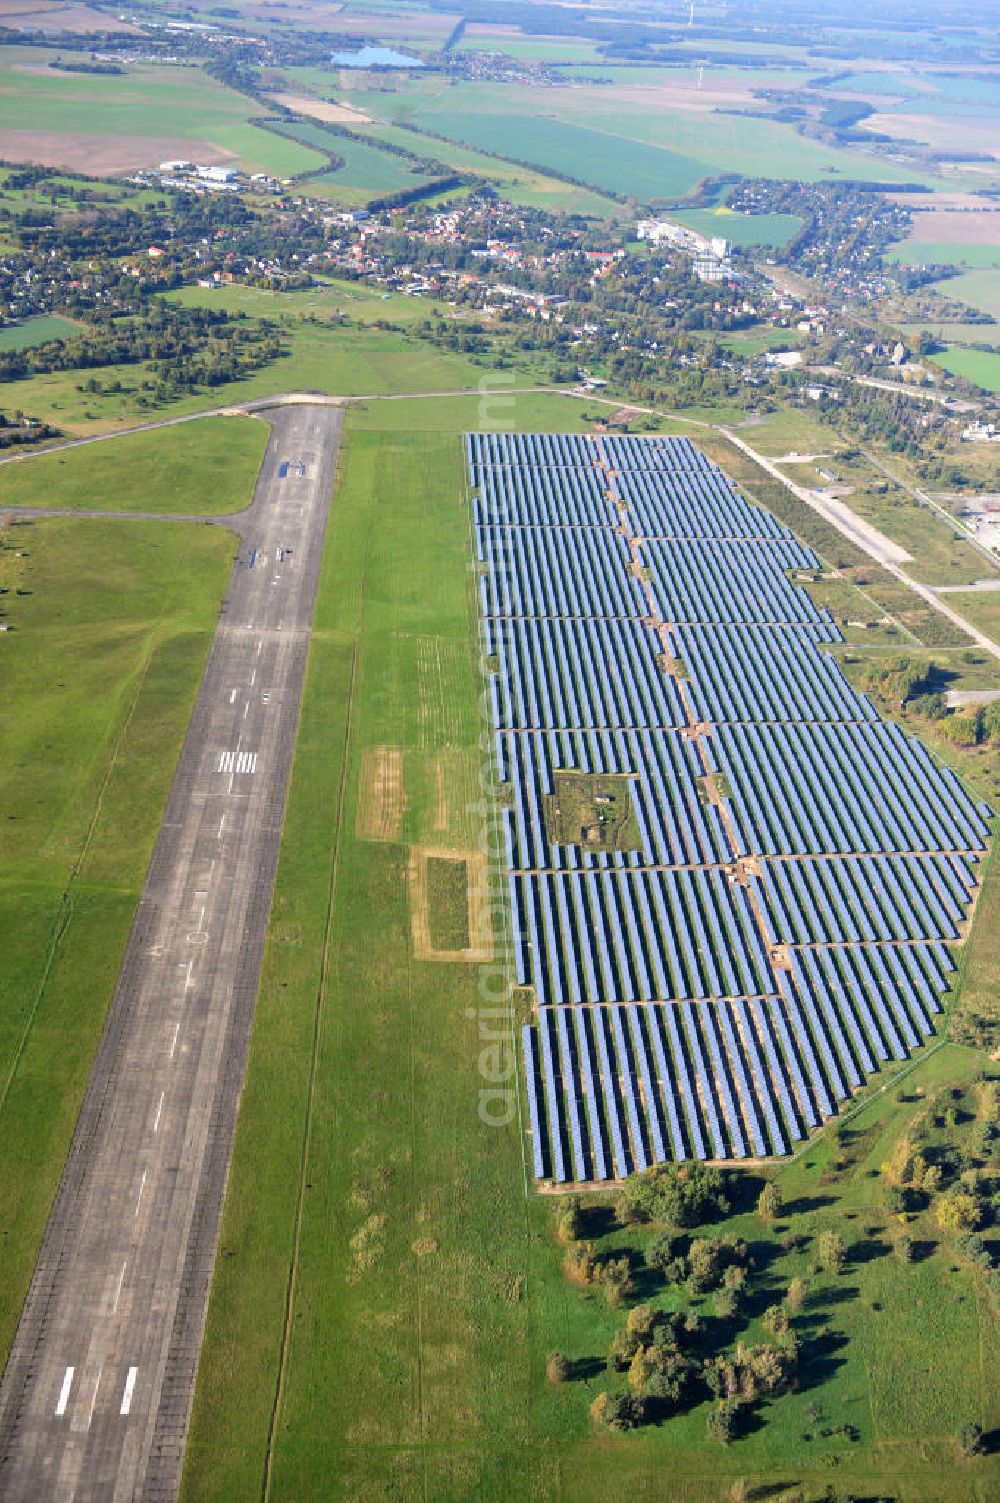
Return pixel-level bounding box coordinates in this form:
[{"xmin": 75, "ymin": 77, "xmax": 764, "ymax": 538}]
[{"xmin": 330, "ymin": 46, "xmax": 425, "ymax": 68}]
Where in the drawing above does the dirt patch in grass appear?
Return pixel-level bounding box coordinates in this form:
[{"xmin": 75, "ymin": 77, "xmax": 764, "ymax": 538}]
[
  {"xmin": 542, "ymin": 770, "xmax": 642, "ymax": 852},
  {"xmin": 408, "ymin": 845, "xmax": 491, "ymax": 962},
  {"xmin": 427, "ymin": 856, "xmax": 470, "ymax": 950},
  {"xmin": 356, "ymin": 745, "xmax": 405, "ymax": 841},
  {"xmin": 265, "ymin": 91, "xmax": 371, "ymax": 125},
  {"xmin": 0, "ymin": 130, "xmax": 236, "ymax": 175}
]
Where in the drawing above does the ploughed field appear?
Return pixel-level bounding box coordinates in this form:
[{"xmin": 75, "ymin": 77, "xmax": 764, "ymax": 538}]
[{"xmin": 469, "ymin": 432, "xmax": 993, "ymax": 1184}]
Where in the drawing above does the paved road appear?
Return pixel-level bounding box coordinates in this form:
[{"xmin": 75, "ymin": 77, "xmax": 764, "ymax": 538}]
[
  {"xmin": 0, "ymin": 402, "xmax": 342, "ymax": 1503},
  {"xmin": 721, "ymin": 427, "xmax": 1000, "ymax": 665},
  {"xmin": 720, "ymin": 426, "xmax": 914, "ymax": 566}
]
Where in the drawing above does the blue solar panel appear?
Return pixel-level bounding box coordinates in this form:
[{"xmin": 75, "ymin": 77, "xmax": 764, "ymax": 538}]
[{"xmin": 472, "ymin": 432, "xmax": 991, "ymax": 1182}]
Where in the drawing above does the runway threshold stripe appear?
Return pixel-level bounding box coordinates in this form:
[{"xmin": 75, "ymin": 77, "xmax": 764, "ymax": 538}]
[
  {"xmin": 120, "ymin": 1368, "xmax": 137, "ymax": 1417},
  {"xmin": 55, "ymin": 1367, "xmax": 74, "ymax": 1417}
]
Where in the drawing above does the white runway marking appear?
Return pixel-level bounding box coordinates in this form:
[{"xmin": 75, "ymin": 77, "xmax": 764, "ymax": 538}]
[
  {"xmin": 120, "ymin": 1367, "xmax": 138, "ymax": 1417},
  {"xmin": 229, "ymin": 689, "xmax": 237, "ymax": 704},
  {"xmin": 257, "ymin": 640, "xmax": 263, "ymax": 656},
  {"xmin": 185, "ymin": 960, "xmax": 194, "ymax": 990},
  {"xmin": 250, "ymin": 668, "xmax": 256, "ymax": 687},
  {"xmin": 153, "ymin": 1092, "xmax": 164, "ymax": 1134},
  {"xmin": 169, "ymin": 1022, "xmax": 180, "ymax": 1059},
  {"xmin": 112, "ymin": 1259, "xmax": 126, "ymax": 1313},
  {"xmin": 244, "ymin": 701, "xmax": 250, "ymax": 718},
  {"xmin": 134, "ymin": 1170, "xmax": 147, "ymax": 1218},
  {"xmin": 55, "ymin": 1367, "xmax": 74, "ymax": 1417},
  {"xmin": 217, "ymin": 815, "xmax": 225, "ymax": 840}
]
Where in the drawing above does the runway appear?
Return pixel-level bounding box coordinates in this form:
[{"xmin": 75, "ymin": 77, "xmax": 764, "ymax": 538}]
[{"xmin": 0, "ymin": 402, "xmax": 342, "ymax": 1502}]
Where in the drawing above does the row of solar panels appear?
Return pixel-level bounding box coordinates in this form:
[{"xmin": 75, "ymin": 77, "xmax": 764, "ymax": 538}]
[
  {"xmin": 477, "ymin": 522, "xmax": 833, "ymax": 627},
  {"xmin": 484, "ymin": 614, "xmax": 866, "ymax": 730},
  {"xmin": 467, "ymin": 432, "xmax": 990, "ymax": 1179},
  {"xmin": 523, "ymin": 954, "xmax": 951, "ymax": 1181}
]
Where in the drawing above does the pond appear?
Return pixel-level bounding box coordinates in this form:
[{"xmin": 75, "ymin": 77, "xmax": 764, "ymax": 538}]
[{"xmin": 329, "ymin": 45, "xmax": 425, "ymax": 68}]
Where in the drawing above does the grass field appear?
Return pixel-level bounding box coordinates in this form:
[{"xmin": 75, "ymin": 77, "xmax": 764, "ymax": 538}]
[
  {"xmin": 0, "ymin": 313, "xmax": 79, "ymax": 351},
  {"xmin": 668, "ymin": 207, "xmax": 805, "ymax": 249},
  {"xmin": 926, "ymin": 268, "xmax": 1000, "ymax": 323},
  {"xmin": 264, "ymin": 115, "xmax": 438, "ymax": 203},
  {"xmin": 280, "ymin": 80, "xmax": 618, "ymax": 215},
  {"xmin": 0, "ymin": 316, "xmax": 514, "ymax": 435},
  {"xmin": 0, "ymin": 415, "xmax": 268, "ymax": 515},
  {"xmin": 889, "ymin": 241, "xmax": 1000, "ymax": 270},
  {"xmin": 931, "ymin": 346, "xmax": 1000, "ymax": 394},
  {"xmin": 181, "ymin": 409, "xmax": 1000, "ymax": 1502},
  {"xmin": 0, "ymin": 511, "xmax": 234, "ymax": 1366},
  {"xmin": 363, "ymin": 109, "xmax": 716, "ymax": 200}
]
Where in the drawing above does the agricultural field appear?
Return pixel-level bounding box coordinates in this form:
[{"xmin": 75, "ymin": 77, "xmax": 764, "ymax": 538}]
[
  {"xmin": 0, "ymin": 414, "xmax": 268, "ymax": 515},
  {"xmin": 183, "ymin": 411, "xmax": 1000, "ymax": 1502},
  {"xmin": 263, "ymin": 114, "xmax": 441, "ymax": 203},
  {"xmin": 0, "ymin": 508, "xmax": 235, "ymax": 1365},
  {"xmin": 0, "ymin": 48, "xmax": 325, "ymax": 176},
  {"xmin": 306, "ymin": 73, "xmax": 943, "ymax": 201}
]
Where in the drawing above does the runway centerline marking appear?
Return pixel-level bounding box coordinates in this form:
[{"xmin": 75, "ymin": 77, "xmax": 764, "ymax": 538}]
[
  {"xmin": 55, "ymin": 1367, "xmax": 74, "ymax": 1417},
  {"xmin": 169, "ymin": 1022, "xmax": 180, "ymax": 1059},
  {"xmin": 153, "ymin": 1092, "xmax": 164, "ymax": 1135},
  {"xmin": 134, "ymin": 1170, "xmax": 147, "ymax": 1218},
  {"xmin": 82, "ymin": 1367, "xmax": 102, "ymax": 1432},
  {"xmin": 112, "ymin": 1260, "xmax": 127, "ymax": 1314},
  {"xmin": 120, "ymin": 1368, "xmax": 138, "ymax": 1417}
]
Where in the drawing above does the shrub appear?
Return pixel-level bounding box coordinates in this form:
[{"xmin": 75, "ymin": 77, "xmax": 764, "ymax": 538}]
[
  {"xmin": 546, "ymin": 1351, "xmax": 570, "ymax": 1383},
  {"xmin": 761, "ymin": 1303, "xmax": 790, "ymax": 1336},
  {"xmin": 564, "ymin": 1240, "xmax": 600, "ymax": 1286},
  {"xmin": 646, "ymin": 1230, "xmax": 678, "ymax": 1272},
  {"xmin": 785, "ymin": 1275, "xmax": 808, "ymax": 1311},
  {"xmin": 757, "ymin": 1182, "xmax": 782, "ymax": 1223},
  {"xmin": 818, "ymin": 1229, "xmax": 848, "ymax": 1273},
  {"xmin": 590, "ymin": 1391, "xmax": 646, "ymax": 1431},
  {"xmin": 936, "ymin": 1190, "xmax": 983, "ymax": 1234},
  {"xmin": 707, "ymin": 1398, "xmax": 742, "ymax": 1444},
  {"xmin": 622, "ymin": 1162, "xmax": 731, "ymax": 1228},
  {"xmin": 958, "ymin": 1420, "xmax": 984, "ymax": 1457}
]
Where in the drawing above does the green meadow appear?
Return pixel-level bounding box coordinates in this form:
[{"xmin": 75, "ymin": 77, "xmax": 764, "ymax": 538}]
[
  {"xmin": 931, "ymin": 346, "xmax": 1000, "ymax": 394},
  {"xmin": 668, "ymin": 207, "xmax": 805, "ymax": 249},
  {"xmin": 0, "ymin": 314, "xmax": 80, "ymax": 351},
  {"xmin": 1, "ymin": 314, "xmax": 522, "ymax": 435},
  {"xmin": 0, "ymin": 415, "xmax": 268, "ymax": 515},
  {"xmin": 889, "ymin": 242, "xmax": 1000, "ymax": 270},
  {"xmin": 0, "ymin": 509, "xmax": 237, "ymax": 1364}
]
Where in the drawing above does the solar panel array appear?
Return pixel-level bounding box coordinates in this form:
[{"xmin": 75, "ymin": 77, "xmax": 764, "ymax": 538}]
[{"xmin": 468, "ymin": 431, "xmax": 993, "ymax": 1183}]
